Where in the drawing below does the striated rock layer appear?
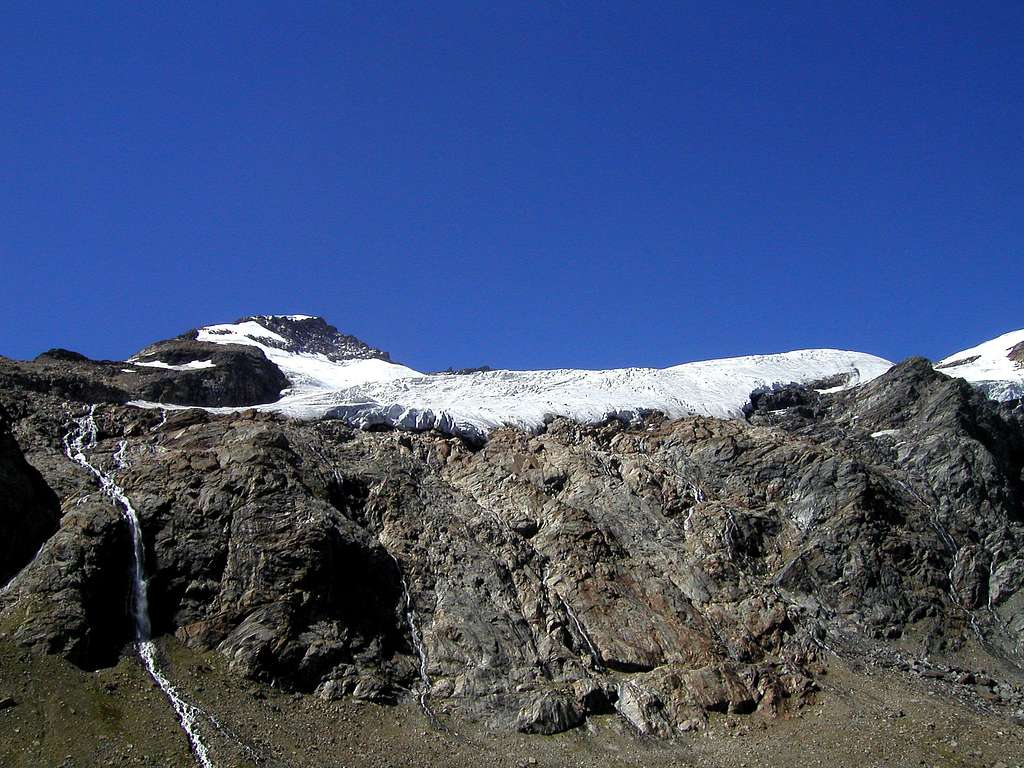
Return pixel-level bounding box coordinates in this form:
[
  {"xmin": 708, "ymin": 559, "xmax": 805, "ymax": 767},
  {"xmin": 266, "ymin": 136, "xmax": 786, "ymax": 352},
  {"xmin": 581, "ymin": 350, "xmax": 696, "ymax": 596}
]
[{"xmin": 1, "ymin": 353, "xmax": 1023, "ymax": 740}]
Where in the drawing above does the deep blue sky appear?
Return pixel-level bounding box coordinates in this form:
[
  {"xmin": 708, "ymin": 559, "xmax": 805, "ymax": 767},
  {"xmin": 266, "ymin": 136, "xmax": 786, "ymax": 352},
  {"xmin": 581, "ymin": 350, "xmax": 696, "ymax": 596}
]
[{"xmin": 2, "ymin": 2, "xmax": 1021, "ymax": 371}]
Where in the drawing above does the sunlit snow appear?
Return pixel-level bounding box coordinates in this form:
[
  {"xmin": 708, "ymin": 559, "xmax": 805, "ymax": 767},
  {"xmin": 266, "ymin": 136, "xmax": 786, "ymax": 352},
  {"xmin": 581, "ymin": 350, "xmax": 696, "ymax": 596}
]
[
  {"xmin": 128, "ymin": 317, "xmax": 895, "ymax": 439},
  {"xmin": 133, "ymin": 359, "xmax": 216, "ymax": 371},
  {"xmin": 936, "ymin": 329, "xmax": 1024, "ymax": 402},
  {"xmin": 196, "ymin": 321, "xmax": 422, "ymax": 389}
]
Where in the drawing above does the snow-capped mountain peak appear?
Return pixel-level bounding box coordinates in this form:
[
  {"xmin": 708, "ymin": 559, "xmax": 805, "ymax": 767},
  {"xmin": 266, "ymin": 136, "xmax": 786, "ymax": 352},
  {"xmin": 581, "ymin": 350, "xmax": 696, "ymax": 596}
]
[
  {"xmin": 936, "ymin": 328, "xmax": 1024, "ymax": 402},
  {"xmin": 195, "ymin": 315, "xmax": 391, "ymax": 362},
  {"xmin": 192, "ymin": 315, "xmax": 422, "ymax": 392},
  {"xmin": 128, "ymin": 313, "xmax": 895, "ymax": 439}
]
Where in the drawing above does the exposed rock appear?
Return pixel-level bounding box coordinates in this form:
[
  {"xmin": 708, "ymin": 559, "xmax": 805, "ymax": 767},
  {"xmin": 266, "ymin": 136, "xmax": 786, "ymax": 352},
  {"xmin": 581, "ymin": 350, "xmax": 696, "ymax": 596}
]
[
  {"xmin": 1011, "ymin": 341, "xmax": 1024, "ymax": 365},
  {"xmin": 0, "ymin": 404, "xmax": 60, "ymax": 585},
  {"xmin": 131, "ymin": 340, "xmax": 290, "ymax": 407},
  {"xmin": 2, "ymin": 497, "xmax": 131, "ymax": 669},
  {"xmin": 34, "ymin": 349, "xmax": 92, "ymax": 363},
  {"xmin": 173, "ymin": 315, "xmax": 393, "ymax": 363},
  {"xmin": 431, "ymin": 365, "xmax": 494, "ymax": 375},
  {"xmin": 515, "ymin": 690, "xmax": 585, "ymax": 734},
  {"xmin": 0, "ymin": 353, "xmax": 1023, "ymax": 738},
  {"xmin": 0, "ymin": 338, "xmax": 289, "ymax": 410},
  {"xmin": 615, "ymin": 680, "xmax": 673, "ymax": 737},
  {"xmin": 0, "ymin": 354, "xmax": 131, "ymax": 405},
  {"xmin": 571, "ymin": 678, "xmax": 616, "ymax": 714}
]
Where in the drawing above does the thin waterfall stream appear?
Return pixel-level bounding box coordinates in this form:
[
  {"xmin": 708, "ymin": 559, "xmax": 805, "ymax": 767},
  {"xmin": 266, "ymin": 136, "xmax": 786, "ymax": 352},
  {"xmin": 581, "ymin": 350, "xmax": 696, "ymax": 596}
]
[
  {"xmin": 384, "ymin": 549, "xmax": 437, "ymax": 725},
  {"xmin": 63, "ymin": 406, "xmax": 215, "ymax": 768}
]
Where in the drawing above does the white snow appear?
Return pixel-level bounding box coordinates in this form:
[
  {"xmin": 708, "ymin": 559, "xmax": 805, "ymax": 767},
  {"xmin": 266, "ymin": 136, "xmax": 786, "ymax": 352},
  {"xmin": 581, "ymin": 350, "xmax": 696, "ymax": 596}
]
[
  {"xmin": 129, "ymin": 315, "xmax": 894, "ymax": 439},
  {"xmin": 301, "ymin": 349, "xmax": 893, "ymax": 436},
  {"xmin": 197, "ymin": 321, "xmax": 289, "ymax": 346},
  {"xmin": 196, "ymin": 320, "xmax": 422, "ymax": 390},
  {"xmin": 133, "ymin": 359, "xmax": 216, "ymax": 371},
  {"xmin": 936, "ymin": 329, "xmax": 1024, "ymax": 402},
  {"xmin": 815, "ymin": 384, "xmax": 848, "ymax": 395}
]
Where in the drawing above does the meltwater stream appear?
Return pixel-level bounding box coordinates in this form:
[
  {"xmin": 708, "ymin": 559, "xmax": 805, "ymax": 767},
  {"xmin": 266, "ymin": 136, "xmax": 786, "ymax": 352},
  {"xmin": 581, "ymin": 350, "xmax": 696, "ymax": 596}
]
[
  {"xmin": 383, "ymin": 549, "xmax": 437, "ymax": 725},
  {"xmin": 64, "ymin": 406, "xmax": 214, "ymax": 768}
]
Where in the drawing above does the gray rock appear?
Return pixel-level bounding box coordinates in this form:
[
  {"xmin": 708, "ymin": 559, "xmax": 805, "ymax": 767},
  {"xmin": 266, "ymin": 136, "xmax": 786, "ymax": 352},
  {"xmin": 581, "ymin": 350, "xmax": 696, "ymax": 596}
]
[
  {"xmin": 0, "ymin": 404, "xmax": 60, "ymax": 585},
  {"xmin": 2, "ymin": 354, "xmax": 1023, "ymax": 737},
  {"xmin": 516, "ymin": 690, "xmax": 585, "ymax": 735}
]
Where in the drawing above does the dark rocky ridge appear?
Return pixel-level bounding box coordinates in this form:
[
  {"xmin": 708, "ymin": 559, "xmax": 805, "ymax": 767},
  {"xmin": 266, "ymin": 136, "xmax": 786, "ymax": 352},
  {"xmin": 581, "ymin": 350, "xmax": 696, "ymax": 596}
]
[
  {"xmin": 0, "ymin": 404, "xmax": 60, "ymax": 586},
  {"xmin": 430, "ymin": 365, "xmax": 495, "ymax": 375},
  {"xmin": 131, "ymin": 339, "xmax": 289, "ymax": 407},
  {"xmin": 168, "ymin": 315, "xmax": 393, "ymax": 363},
  {"xmin": 1011, "ymin": 341, "xmax": 1024, "ymax": 366},
  {"xmin": 0, "ymin": 338, "xmax": 288, "ymax": 410},
  {"xmin": 0, "ymin": 348, "xmax": 1022, "ymax": 745},
  {"xmin": 936, "ymin": 354, "xmax": 982, "ymax": 370}
]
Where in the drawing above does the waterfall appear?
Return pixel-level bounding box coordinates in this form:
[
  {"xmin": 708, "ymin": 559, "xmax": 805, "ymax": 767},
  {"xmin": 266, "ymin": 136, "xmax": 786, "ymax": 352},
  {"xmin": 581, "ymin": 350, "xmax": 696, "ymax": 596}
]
[
  {"xmin": 555, "ymin": 592, "xmax": 604, "ymax": 671},
  {"xmin": 384, "ymin": 550, "xmax": 436, "ymax": 724},
  {"xmin": 63, "ymin": 406, "xmax": 214, "ymax": 768}
]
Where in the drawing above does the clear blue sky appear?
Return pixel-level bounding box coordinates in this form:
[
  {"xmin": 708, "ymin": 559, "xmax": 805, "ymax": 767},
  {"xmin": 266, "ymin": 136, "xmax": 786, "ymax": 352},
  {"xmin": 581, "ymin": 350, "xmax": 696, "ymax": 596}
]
[{"xmin": 2, "ymin": 2, "xmax": 1021, "ymax": 371}]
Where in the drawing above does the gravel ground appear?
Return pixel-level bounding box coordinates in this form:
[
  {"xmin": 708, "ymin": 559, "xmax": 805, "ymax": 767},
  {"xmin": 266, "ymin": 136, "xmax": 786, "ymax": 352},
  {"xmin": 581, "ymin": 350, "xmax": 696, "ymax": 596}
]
[{"xmin": 1, "ymin": 634, "xmax": 1022, "ymax": 768}]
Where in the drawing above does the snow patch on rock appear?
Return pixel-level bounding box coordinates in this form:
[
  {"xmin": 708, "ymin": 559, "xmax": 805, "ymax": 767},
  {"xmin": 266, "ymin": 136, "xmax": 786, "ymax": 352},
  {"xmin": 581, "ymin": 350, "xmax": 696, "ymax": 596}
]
[
  {"xmin": 936, "ymin": 329, "xmax": 1024, "ymax": 402},
  {"xmin": 130, "ymin": 314, "xmax": 894, "ymax": 439},
  {"xmin": 196, "ymin": 320, "xmax": 422, "ymax": 390},
  {"xmin": 133, "ymin": 359, "xmax": 216, "ymax": 372}
]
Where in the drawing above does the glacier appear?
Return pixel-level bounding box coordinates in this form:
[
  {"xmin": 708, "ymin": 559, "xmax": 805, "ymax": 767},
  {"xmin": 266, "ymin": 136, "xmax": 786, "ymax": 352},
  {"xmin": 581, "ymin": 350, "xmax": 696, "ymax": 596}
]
[
  {"xmin": 129, "ymin": 317, "xmax": 895, "ymax": 440},
  {"xmin": 936, "ymin": 329, "xmax": 1024, "ymax": 403}
]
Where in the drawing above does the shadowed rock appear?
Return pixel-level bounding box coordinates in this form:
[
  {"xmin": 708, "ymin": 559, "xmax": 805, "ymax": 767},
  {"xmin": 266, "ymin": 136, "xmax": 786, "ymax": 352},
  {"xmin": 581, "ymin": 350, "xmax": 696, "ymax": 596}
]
[
  {"xmin": 0, "ymin": 405, "xmax": 60, "ymax": 585},
  {"xmin": 1, "ymin": 356, "xmax": 1023, "ymax": 735}
]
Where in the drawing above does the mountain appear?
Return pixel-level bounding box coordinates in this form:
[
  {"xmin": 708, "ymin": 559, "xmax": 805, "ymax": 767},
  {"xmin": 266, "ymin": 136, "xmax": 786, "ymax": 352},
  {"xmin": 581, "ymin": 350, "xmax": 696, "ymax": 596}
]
[
  {"xmin": 124, "ymin": 314, "xmax": 895, "ymax": 440},
  {"xmin": 133, "ymin": 314, "xmax": 418, "ymax": 390},
  {"xmin": 194, "ymin": 314, "xmax": 394, "ymax": 363},
  {"xmin": 0, "ymin": 318, "xmax": 1022, "ymax": 767},
  {"xmin": 936, "ymin": 328, "xmax": 1024, "ymax": 403}
]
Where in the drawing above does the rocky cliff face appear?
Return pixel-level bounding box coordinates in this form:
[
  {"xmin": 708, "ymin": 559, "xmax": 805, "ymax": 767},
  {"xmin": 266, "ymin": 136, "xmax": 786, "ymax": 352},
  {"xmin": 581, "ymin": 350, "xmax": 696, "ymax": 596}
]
[
  {"xmin": 172, "ymin": 314, "xmax": 393, "ymax": 363},
  {"xmin": 130, "ymin": 340, "xmax": 290, "ymax": 407},
  {"xmin": 1, "ymin": 347, "xmax": 1023, "ymax": 747},
  {"xmin": 0, "ymin": 404, "xmax": 60, "ymax": 587},
  {"xmin": 0, "ymin": 339, "xmax": 289, "ymax": 410}
]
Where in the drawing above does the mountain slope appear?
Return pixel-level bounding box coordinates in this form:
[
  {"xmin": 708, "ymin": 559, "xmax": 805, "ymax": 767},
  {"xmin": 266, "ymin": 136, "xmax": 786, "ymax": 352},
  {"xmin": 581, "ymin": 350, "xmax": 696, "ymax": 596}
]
[
  {"xmin": 937, "ymin": 328, "xmax": 1024, "ymax": 403},
  {"xmin": 190, "ymin": 316, "xmax": 423, "ymax": 390},
  {"xmin": 130, "ymin": 314, "xmax": 894, "ymax": 439},
  {"xmin": 1, "ymin": 352, "xmax": 1022, "ymax": 765},
  {"xmin": 1, "ymin": 318, "xmax": 1023, "ymax": 766}
]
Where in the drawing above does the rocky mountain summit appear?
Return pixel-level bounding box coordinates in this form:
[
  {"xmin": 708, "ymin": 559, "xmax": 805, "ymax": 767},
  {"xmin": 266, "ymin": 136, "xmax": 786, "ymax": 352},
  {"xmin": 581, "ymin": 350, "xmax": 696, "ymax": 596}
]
[
  {"xmin": 1, "ymin": 318, "xmax": 1023, "ymax": 767},
  {"xmin": 180, "ymin": 315, "xmax": 394, "ymax": 364}
]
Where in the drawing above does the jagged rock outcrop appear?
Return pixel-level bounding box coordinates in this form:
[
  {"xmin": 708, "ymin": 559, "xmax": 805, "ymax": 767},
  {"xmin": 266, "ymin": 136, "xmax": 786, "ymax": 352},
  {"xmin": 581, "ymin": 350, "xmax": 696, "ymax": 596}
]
[
  {"xmin": 172, "ymin": 314, "xmax": 393, "ymax": 362},
  {"xmin": 0, "ymin": 339, "xmax": 289, "ymax": 411},
  {"xmin": 0, "ymin": 352, "xmax": 132, "ymax": 405},
  {"xmin": 1, "ymin": 354, "xmax": 1023, "ymax": 738},
  {"xmin": 0, "ymin": 405, "xmax": 61, "ymax": 585},
  {"xmin": 3, "ymin": 496, "xmax": 131, "ymax": 669},
  {"xmin": 755, "ymin": 358, "xmax": 1024, "ymax": 654},
  {"xmin": 131, "ymin": 340, "xmax": 289, "ymax": 406}
]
